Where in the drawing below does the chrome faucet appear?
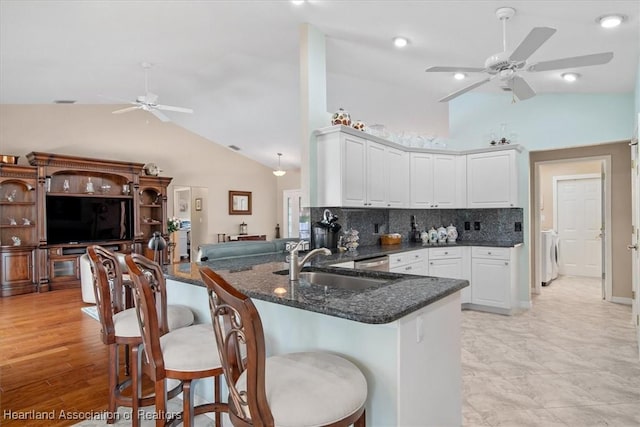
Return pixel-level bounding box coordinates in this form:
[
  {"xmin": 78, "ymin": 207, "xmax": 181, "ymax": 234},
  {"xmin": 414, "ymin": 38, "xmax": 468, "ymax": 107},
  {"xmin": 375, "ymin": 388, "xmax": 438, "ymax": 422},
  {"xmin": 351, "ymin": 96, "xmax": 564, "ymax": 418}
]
[{"xmin": 288, "ymin": 241, "xmax": 331, "ymax": 281}]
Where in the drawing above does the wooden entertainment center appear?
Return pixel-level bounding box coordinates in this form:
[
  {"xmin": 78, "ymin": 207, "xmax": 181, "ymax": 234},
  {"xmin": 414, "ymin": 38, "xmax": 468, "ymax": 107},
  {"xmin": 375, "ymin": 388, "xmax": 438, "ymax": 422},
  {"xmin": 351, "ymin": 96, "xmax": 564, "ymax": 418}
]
[{"xmin": 0, "ymin": 152, "xmax": 172, "ymax": 297}]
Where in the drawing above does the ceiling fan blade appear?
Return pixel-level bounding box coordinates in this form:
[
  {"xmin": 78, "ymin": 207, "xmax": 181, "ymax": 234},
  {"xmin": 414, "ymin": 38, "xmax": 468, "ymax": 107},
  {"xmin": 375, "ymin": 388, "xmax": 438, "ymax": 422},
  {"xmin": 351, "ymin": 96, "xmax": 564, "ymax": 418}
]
[
  {"xmin": 112, "ymin": 105, "xmax": 142, "ymax": 114},
  {"xmin": 156, "ymin": 104, "xmax": 194, "ymax": 114},
  {"xmin": 439, "ymin": 76, "xmax": 493, "ymax": 102},
  {"xmin": 509, "ymin": 27, "xmax": 556, "ymax": 62},
  {"xmin": 425, "ymin": 66, "xmax": 485, "ymax": 73},
  {"xmin": 528, "ymin": 52, "xmax": 613, "ymax": 72},
  {"xmin": 510, "ymin": 75, "xmax": 536, "ymax": 101},
  {"xmin": 150, "ymin": 109, "xmax": 171, "ymax": 122}
]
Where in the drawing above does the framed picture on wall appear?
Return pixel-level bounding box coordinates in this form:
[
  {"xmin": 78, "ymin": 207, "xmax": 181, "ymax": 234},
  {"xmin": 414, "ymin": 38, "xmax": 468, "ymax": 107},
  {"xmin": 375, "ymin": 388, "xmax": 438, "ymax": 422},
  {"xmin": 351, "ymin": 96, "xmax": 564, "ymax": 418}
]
[{"xmin": 229, "ymin": 191, "xmax": 251, "ymax": 215}]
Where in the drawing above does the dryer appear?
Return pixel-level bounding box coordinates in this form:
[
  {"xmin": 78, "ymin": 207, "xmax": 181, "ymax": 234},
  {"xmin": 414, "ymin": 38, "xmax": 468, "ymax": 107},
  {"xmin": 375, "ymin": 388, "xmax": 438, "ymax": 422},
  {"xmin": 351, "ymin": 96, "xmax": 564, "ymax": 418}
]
[{"xmin": 541, "ymin": 230, "xmax": 559, "ymax": 286}]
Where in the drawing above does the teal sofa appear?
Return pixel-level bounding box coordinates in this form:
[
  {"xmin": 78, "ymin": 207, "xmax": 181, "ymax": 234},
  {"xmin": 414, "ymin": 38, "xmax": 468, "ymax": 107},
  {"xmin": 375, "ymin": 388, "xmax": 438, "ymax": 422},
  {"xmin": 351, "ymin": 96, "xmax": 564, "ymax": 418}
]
[{"xmin": 197, "ymin": 238, "xmax": 300, "ymax": 261}]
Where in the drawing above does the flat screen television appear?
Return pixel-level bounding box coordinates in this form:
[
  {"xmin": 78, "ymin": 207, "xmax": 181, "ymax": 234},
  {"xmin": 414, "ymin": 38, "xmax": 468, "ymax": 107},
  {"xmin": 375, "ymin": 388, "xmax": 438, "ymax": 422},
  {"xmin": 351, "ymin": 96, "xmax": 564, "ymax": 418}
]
[{"xmin": 46, "ymin": 196, "xmax": 133, "ymax": 245}]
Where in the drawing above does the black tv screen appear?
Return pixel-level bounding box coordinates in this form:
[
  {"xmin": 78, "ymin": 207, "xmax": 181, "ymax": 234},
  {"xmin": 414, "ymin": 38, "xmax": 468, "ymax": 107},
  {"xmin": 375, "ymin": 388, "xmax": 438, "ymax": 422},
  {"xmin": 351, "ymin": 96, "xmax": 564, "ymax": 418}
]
[{"xmin": 46, "ymin": 196, "xmax": 133, "ymax": 244}]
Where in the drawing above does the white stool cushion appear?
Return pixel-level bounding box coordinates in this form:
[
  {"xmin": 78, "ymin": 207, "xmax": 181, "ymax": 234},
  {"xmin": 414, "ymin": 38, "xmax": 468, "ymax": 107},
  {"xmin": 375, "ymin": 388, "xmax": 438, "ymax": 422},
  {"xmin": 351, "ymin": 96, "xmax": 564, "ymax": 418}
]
[
  {"xmin": 160, "ymin": 323, "xmax": 221, "ymax": 372},
  {"xmin": 236, "ymin": 352, "xmax": 367, "ymax": 427},
  {"xmin": 113, "ymin": 304, "xmax": 194, "ymax": 337}
]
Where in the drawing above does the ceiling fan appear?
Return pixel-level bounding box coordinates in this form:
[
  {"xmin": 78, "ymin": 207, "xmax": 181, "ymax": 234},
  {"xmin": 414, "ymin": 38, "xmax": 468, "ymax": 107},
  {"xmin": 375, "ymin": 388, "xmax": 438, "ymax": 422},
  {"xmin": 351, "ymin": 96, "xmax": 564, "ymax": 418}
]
[
  {"xmin": 111, "ymin": 62, "xmax": 194, "ymax": 122},
  {"xmin": 425, "ymin": 7, "xmax": 614, "ymax": 103}
]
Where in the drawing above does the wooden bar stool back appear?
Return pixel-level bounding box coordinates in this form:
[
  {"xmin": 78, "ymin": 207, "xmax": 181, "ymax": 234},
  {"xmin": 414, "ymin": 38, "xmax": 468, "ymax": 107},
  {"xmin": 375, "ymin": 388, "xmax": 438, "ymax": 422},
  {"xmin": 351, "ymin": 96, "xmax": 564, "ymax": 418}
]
[
  {"xmin": 88, "ymin": 246, "xmax": 192, "ymax": 426},
  {"xmin": 199, "ymin": 267, "xmax": 367, "ymax": 427},
  {"xmin": 126, "ymin": 254, "xmax": 228, "ymax": 427}
]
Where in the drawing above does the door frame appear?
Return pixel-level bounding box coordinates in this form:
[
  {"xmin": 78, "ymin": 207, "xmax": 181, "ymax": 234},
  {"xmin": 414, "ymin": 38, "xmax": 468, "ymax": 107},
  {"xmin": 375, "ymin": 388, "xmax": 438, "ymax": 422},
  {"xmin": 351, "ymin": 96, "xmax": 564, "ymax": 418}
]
[
  {"xmin": 282, "ymin": 189, "xmax": 302, "ymax": 238},
  {"xmin": 533, "ymin": 156, "xmax": 612, "ymax": 301}
]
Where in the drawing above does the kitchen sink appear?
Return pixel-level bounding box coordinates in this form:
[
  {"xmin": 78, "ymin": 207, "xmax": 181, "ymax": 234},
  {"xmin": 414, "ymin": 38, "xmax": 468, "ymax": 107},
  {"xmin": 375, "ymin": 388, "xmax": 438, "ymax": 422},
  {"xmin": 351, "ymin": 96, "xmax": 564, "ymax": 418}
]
[{"xmin": 297, "ymin": 271, "xmax": 387, "ymax": 291}]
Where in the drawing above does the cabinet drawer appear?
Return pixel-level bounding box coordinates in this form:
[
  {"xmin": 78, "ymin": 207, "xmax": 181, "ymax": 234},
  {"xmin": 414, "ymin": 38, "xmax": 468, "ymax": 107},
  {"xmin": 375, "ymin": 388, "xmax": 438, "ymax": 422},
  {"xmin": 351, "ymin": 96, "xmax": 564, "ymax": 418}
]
[
  {"xmin": 472, "ymin": 247, "xmax": 510, "ymax": 260},
  {"xmin": 429, "ymin": 246, "xmax": 463, "ymax": 259},
  {"xmin": 389, "ymin": 250, "xmax": 427, "ymax": 268}
]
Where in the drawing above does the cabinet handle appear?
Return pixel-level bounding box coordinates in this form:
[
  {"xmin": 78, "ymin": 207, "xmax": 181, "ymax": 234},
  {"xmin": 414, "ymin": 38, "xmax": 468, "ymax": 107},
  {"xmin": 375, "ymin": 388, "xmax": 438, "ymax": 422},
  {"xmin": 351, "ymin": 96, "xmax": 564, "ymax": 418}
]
[
  {"xmin": 406, "ymin": 266, "xmax": 412, "ymax": 270},
  {"xmin": 505, "ymin": 262, "xmax": 509, "ymax": 266},
  {"xmin": 387, "ymin": 204, "xmax": 391, "ymax": 207},
  {"xmin": 488, "ymin": 251, "xmax": 492, "ymax": 255},
  {"xmin": 430, "ymin": 262, "xmax": 433, "ymax": 265},
  {"xmin": 434, "ymin": 204, "xmax": 438, "ymax": 207},
  {"xmin": 444, "ymin": 251, "xmax": 448, "ymax": 255}
]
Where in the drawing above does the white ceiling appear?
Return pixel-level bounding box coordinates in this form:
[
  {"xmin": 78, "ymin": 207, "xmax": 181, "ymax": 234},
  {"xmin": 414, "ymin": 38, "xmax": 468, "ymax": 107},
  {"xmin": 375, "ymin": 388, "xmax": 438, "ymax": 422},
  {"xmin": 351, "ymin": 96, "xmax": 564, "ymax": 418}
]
[{"xmin": 1, "ymin": 1, "xmax": 639, "ymax": 171}]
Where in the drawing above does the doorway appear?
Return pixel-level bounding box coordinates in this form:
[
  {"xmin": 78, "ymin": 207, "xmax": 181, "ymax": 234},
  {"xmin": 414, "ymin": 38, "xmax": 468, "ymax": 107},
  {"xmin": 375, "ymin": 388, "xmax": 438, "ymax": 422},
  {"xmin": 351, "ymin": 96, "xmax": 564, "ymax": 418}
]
[
  {"xmin": 171, "ymin": 186, "xmax": 209, "ymax": 262},
  {"xmin": 282, "ymin": 189, "xmax": 302, "ymax": 238},
  {"xmin": 533, "ymin": 157, "xmax": 612, "ymax": 301}
]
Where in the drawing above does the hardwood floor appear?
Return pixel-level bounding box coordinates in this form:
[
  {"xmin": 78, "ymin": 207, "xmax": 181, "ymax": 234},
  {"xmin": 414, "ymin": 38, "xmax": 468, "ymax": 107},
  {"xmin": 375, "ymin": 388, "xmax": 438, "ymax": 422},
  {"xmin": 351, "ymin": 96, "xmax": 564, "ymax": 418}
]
[{"xmin": 0, "ymin": 289, "xmax": 110, "ymax": 427}]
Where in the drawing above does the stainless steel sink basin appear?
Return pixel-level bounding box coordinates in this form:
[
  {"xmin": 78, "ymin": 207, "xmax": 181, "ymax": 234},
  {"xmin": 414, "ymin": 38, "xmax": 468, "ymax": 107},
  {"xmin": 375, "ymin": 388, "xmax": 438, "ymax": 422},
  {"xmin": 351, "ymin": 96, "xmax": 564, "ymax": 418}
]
[{"xmin": 298, "ymin": 271, "xmax": 387, "ymax": 291}]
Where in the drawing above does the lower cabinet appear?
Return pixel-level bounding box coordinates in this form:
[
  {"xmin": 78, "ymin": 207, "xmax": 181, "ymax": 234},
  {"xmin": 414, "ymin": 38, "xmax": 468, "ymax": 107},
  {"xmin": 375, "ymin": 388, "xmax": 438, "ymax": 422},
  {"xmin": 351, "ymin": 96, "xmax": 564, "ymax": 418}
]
[
  {"xmin": 0, "ymin": 247, "xmax": 36, "ymax": 296},
  {"xmin": 428, "ymin": 246, "xmax": 471, "ymax": 304},
  {"xmin": 471, "ymin": 246, "xmax": 518, "ymax": 313}
]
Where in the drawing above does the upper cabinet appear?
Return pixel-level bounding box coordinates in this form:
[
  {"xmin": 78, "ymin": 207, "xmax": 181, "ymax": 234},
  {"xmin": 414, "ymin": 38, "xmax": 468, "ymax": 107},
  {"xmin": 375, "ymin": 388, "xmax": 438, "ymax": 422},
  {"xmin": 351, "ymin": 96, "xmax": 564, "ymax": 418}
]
[
  {"xmin": 466, "ymin": 150, "xmax": 518, "ymax": 208},
  {"xmin": 0, "ymin": 165, "xmax": 37, "ymax": 248},
  {"xmin": 317, "ymin": 131, "xmax": 409, "ymax": 208},
  {"xmin": 410, "ymin": 153, "xmax": 465, "ymax": 209},
  {"xmin": 315, "ymin": 126, "xmax": 521, "ymax": 209}
]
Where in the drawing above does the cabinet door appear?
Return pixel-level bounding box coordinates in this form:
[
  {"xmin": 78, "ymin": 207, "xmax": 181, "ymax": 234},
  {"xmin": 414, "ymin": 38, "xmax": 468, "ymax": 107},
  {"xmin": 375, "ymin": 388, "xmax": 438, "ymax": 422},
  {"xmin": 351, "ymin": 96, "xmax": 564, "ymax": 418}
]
[
  {"xmin": 386, "ymin": 147, "xmax": 409, "ymax": 208},
  {"xmin": 366, "ymin": 141, "xmax": 387, "ymax": 207},
  {"xmin": 432, "ymin": 154, "xmax": 459, "ymax": 208},
  {"xmin": 342, "ymin": 135, "xmax": 367, "ymax": 207},
  {"xmin": 410, "ymin": 152, "xmax": 434, "ymax": 208},
  {"xmin": 466, "ymin": 150, "xmax": 517, "ymax": 208},
  {"xmin": 429, "ymin": 257, "xmax": 469, "ymax": 303},
  {"xmin": 471, "ymin": 258, "xmax": 511, "ymax": 308},
  {"xmin": 1, "ymin": 250, "xmax": 34, "ymax": 286}
]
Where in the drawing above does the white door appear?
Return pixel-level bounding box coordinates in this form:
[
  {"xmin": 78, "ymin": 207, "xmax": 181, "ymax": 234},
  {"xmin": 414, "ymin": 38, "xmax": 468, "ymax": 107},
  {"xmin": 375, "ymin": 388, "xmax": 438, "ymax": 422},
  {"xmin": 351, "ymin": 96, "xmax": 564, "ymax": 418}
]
[{"xmin": 556, "ymin": 177, "xmax": 602, "ymax": 277}]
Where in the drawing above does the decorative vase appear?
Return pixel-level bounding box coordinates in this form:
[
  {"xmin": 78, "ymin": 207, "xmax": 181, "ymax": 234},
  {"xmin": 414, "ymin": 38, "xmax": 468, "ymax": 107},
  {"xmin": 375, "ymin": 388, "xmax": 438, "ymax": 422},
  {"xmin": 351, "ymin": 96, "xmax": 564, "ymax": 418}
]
[
  {"xmin": 331, "ymin": 108, "xmax": 351, "ymax": 126},
  {"xmin": 437, "ymin": 226, "xmax": 447, "ymax": 243},
  {"xmin": 352, "ymin": 119, "xmax": 366, "ymax": 131},
  {"xmin": 446, "ymin": 224, "xmax": 458, "ymax": 243},
  {"xmin": 428, "ymin": 227, "xmax": 438, "ymax": 244}
]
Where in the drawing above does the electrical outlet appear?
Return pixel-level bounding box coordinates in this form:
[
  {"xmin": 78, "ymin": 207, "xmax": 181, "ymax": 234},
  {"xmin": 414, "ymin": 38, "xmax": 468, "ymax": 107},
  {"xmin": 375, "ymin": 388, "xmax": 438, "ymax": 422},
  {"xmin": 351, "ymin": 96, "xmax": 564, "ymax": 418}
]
[
  {"xmin": 464, "ymin": 221, "xmax": 471, "ymax": 231},
  {"xmin": 474, "ymin": 221, "xmax": 481, "ymax": 231},
  {"xmin": 515, "ymin": 222, "xmax": 522, "ymax": 232}
]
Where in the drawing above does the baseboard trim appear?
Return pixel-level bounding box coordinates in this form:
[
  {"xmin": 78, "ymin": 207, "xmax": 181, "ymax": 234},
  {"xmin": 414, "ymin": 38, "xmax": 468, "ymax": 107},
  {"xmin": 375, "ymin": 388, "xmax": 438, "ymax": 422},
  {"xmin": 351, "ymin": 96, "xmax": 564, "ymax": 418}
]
[
  {"xmin": 519, "ymin": 300, "xmax": 532, "ymax": 309},
  {"xmin": 610, "ymin": 296, "xmax": 632, "ymax": 306}
]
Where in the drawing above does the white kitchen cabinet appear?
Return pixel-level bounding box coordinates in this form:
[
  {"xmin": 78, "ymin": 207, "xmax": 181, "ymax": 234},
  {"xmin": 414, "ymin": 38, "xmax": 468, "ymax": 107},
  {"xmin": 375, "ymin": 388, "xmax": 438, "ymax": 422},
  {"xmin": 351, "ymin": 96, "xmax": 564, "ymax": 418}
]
[
  {"xmin": 316, "ymin": 130, "xmax": 409, "ymax": 208},
  {"xmin": 390, "ymin": 249, "xmax": 428, "ymax": 275},
  {"xmin": 428, "ymin": 246, "xmax": 471, "ymax": 304},
  {"xmin": 471, "ymin": 246, "xmax": 519, "ymax": 313},
  {"xmin": 386, "ymin": 146, "xmax": 410, "ymax": 208},
  {"xmin": 410, "ymin": 153, "xmax": 466, "ymax": 209},
  {"xmin": 466, "ymin": 149, "xmax": 518, "ymax": 208}
]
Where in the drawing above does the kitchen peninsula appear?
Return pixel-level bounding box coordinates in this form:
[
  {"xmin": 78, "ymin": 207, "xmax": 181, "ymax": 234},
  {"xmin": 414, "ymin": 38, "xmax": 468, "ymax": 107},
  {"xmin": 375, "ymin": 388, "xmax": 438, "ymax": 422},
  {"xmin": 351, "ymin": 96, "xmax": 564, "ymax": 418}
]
[{"xmin": 164, "ymin": 249, "xmax": 468, "ymax": 427}]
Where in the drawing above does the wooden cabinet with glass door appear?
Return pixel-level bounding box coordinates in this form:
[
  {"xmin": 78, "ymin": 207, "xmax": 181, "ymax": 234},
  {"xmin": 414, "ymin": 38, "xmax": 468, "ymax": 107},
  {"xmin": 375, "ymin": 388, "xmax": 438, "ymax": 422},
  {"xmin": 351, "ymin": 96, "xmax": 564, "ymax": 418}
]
[
  {"xmin": 138, "ymin": 176, "xmax": 172, "ymax": 263},
  {"xmin": 0, "ymin": 165, "xmax": 38, "ymax": 296}
]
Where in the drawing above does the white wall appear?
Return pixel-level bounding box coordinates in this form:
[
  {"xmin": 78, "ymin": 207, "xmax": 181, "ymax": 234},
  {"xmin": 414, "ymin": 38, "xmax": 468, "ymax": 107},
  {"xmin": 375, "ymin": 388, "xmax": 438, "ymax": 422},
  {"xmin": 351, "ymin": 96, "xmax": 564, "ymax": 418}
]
[{"xmin": 0, "ymin": 105, "xmax": 279, "ymax": 245}]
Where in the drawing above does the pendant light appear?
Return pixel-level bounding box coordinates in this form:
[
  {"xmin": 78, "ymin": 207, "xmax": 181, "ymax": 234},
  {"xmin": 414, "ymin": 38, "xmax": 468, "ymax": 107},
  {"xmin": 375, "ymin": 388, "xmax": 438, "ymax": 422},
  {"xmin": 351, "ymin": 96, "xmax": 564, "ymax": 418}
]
[{"xmin": 273, "ymin": 153, "xmax": 286, "ymax": 177}]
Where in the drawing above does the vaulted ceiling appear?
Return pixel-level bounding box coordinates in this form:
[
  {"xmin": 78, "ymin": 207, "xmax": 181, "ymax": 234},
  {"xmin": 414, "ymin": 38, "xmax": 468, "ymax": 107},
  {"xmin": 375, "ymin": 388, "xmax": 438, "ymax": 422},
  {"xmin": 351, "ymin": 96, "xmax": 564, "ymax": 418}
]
[{"xmin": 1, "ymin": 1, "xmax": 638, "ymax": 170}]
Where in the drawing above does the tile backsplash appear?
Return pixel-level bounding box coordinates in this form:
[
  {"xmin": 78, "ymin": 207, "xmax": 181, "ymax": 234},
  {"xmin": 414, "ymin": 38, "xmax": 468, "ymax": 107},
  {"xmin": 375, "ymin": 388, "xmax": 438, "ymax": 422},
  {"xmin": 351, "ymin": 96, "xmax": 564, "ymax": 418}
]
[{"xmin": 311, "ymin": 207, "xmax": 524, "ymax": 247}]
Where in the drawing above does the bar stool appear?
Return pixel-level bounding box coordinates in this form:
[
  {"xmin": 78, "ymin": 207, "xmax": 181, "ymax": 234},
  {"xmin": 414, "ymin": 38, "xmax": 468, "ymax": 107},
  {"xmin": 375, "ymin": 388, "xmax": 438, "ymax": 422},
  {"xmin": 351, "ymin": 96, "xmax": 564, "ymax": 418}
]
[
  {"xmin": 87, "ymin": 246, "xmax": 194, "ymax": 425},
  {"xmin": 199, "ymin": 267, "xmax": 367, "ymax": 427},
  {"xmin": 126, "ymin": 254, "xmax": 228, "ymax": 427}
]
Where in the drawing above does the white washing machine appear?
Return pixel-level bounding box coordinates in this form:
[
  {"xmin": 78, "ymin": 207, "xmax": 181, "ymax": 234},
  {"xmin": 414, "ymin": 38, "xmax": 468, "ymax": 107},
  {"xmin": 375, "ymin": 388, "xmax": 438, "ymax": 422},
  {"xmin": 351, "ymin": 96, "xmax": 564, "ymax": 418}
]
[{"xmin": 541, "ymin": 230, "xmax": 559, "ymax": 286}]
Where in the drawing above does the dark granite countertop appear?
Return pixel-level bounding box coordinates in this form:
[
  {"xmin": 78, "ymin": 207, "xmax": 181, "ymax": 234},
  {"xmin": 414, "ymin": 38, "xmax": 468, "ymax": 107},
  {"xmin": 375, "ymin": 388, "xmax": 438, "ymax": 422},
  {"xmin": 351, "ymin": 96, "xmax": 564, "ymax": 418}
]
[{"xmin": 164, "ymin": 241, "xmax": 524, "ymax": 325}]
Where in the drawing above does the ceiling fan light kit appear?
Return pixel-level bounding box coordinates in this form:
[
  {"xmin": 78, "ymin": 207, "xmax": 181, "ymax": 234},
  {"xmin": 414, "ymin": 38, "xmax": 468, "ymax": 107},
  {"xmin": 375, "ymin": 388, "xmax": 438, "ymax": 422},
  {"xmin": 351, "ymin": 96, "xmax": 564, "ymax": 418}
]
[
  {"xmin": 453, "ymin": 72, "xmax": 467, "ymax": 80},
  {"xmin": 425, "ymin": 6, "xmax": 614, "ymax": 103},
  {"xmin": 597, "ymin": 14, "xmax": 625, "ymax": 28}
]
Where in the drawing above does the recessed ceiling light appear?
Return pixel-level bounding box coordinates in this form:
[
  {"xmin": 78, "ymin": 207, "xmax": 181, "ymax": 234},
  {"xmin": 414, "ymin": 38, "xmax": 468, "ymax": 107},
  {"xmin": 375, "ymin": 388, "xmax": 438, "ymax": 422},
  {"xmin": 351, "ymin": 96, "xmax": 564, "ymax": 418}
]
[
  {"xmin": 393, "ymin": 37, "xmax": 409, "ymax": 48},
  {"xmin": 453, "ymin": 72, "xmax": 467, "ymax": 80},
  {"xmin": 291, "ymin": 0, "xmax": 305, "ymax": 5},
  {"xmin": 597, "ymin": 14, "xmax": 625, "ymax": 28},
  {"xmin": 561, "ymin": 72, "xmax": 580, "ymax": 82}
]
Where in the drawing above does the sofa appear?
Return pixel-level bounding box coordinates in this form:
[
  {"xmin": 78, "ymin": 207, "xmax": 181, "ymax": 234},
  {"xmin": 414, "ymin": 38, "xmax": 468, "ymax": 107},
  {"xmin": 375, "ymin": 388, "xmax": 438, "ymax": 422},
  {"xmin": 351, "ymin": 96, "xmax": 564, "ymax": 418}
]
[{"xmin": 197, "ymin": 238, "xmax": 301, "ymax": 261}]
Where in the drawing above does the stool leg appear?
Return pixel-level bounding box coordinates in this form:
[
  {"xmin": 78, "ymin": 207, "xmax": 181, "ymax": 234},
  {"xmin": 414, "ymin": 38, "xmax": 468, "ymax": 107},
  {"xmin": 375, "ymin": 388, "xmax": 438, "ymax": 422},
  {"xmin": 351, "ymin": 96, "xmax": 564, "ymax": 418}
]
[
  {"xmin": 355, "ymin": 409, "xmax": 366, "ymax": 427},
  {"xmin": 214, "ymin": 376, "xmax": 221, "ymax": 427},
  {"xmin": 124, "ymin": 343, "xmax": 131, "ymax": 376},
  {"xmin": 130, "ymin": 344, "xmax": 141, "ymax": 427},
  {"xmin": 183, "ymin": 380, "xmax": 194, "ymax": 427},
  {"xmin": 107, "ymin": 344, "xmax": 118, "ymax": 424},
  {"xmin": 154, "ymin": 380, "xmax": 167, "ymax": 427}
]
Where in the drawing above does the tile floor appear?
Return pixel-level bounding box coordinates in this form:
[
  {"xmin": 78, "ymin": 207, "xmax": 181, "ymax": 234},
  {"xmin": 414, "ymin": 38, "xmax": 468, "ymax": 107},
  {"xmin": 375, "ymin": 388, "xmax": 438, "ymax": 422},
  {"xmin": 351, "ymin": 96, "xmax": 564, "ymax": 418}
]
[
  {"xmin": 76, "ymin": 275, "xmax": 639, "ymax": 427},
  {"xmin": 462, "ymin": 275, "xmax": 640, "ymax": 427}
]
